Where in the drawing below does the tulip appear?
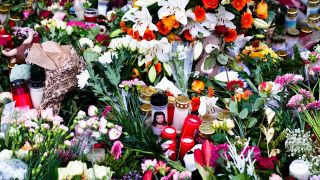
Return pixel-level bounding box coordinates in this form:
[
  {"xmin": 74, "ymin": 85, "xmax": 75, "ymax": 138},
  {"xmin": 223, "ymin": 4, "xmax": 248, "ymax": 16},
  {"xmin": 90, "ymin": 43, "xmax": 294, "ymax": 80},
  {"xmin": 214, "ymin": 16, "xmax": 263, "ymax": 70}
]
[
  {"xmin": 194, "ymin": 140, "xmax": 215, "ymax": 179},
  {"xmin": 143, "ymin": 170, "xmax": 153, "ymax": 180}
]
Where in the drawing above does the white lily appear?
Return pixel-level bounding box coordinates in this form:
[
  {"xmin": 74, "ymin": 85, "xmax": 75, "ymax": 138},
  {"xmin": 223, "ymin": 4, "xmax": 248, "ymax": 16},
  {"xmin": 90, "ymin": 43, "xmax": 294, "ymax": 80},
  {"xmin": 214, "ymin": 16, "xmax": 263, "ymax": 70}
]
[
  {"xmin": 214, "ymin": 71, "xmax": 239, "ymax": 82},
  {"xmin": 158, "ymin": 0, "xmax": 189, "ymax": 25},
  {"xmin": 122, "ymin": 6, "xmax": 158, "ymax": 37},
  {"xmin": 134, "ymin": 0, "xmax": 159, "ymax": 7},
  {"xmin": 198, "ymin": 96, "xmax": 219, "ymax": 116},
  {"xmin": 202, "ymin": 6, "xmax": 235, "ymax": 30},
  {"xmin": 182, "ymin": 9, "xmax": 212, "ymax": 38},
  {"xmin": 227, "ymin": 34, "xmax": 253, "ymax": 57}
]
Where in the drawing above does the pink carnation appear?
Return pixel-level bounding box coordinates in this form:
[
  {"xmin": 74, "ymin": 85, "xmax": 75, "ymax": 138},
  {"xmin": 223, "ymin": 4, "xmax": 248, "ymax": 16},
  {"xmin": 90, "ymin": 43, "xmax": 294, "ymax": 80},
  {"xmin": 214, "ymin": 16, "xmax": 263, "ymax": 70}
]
[
  {"xmin": 299, "ymin": 89, "xmax": 313, "ymax": 99},
  {"xmin": 309, "ymin": 65, "xmax": 320, "ymax": 75},
  {"xmin": 111, "ymin": 140, "xmax": 123, "ymax": 160},
  {"xmin": 287, "ymin": 94, "xmax": 305, "ymax": 112},
  {"xmin": 306, "ymin": 100, "xmax": 320, "ymax": 110},
  {"xmin": 275, "ymin": 74, "xmax": 304, "ymax": 87}
]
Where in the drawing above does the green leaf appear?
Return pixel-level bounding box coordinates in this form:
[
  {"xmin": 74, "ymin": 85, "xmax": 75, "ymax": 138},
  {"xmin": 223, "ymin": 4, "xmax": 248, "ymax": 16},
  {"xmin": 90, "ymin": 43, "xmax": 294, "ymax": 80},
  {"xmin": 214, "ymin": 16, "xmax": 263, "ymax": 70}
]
[
  {"xmin": 109, "ymin": 29, "xmax": 123, "ymax": 38},
  {"xmin": 217, "ymin": 54, "xmax": 229, "ymax": 65},
  {"xmin": 211, "ymin": 133, "xmax": 227, "ymax": 144},
  {"xmin": 163, "ymin": 63, "xmax": 172, "ymax": 76},
  {"xmin": 148, "ymin": 65, "xmax": 156, "ymax": 83},
  {"xmin": 239, "ymin": 108, "xmax": 248, "ymax": 119},
  {"xmin": 204, "ymin": 54, "xmax": 216, "ymax": 70},
  {"xmin": 83, "ymin": 50, "xmax": 99, "ymax": 62},
  {"xmin": 248, "ymin": 117, "xmax": 258, "ymax": 128},
  {"xmin": 229, "ymin": 101, "xmax": 238, "ymax": 114},
  {"xmin": 254, "ymin": 98, "xmax": 265, "ymax": 111},
  {"xmin": 231, "ymin": 174, "xmax": 251, "ymax": 180}
]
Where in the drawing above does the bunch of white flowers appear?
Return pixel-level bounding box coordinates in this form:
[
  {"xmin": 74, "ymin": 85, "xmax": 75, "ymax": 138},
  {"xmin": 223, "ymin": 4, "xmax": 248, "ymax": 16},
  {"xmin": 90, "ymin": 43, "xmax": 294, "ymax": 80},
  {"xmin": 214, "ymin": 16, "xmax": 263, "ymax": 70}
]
[{"xmin": 285, "ymin": 129, "xmax": 313, "ymax": 158}]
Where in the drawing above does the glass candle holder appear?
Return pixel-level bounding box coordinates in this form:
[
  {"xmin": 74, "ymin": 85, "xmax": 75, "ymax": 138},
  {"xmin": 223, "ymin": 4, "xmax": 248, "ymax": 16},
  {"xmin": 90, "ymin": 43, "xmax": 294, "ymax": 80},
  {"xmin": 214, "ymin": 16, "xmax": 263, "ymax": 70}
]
[
  {"xmin": 180, "ymin": 114, "xmax": 202, "ymax": 138},
  {"xmin": 172, "ymin": 95, "xmax": 190, "ymax": 133},
  {"xmin": 139, "ymin": 86, "xmax": 156, "ymax": 104},
  {"xmin": 276, "ymin": 50, "xmax": 288, "ymax": 59},
  {"xmin": 285, "ymin": 8, "xmax": 298, "ymax": 29},
  {"xmin": 198, "ymin": 123, "xmax": 215, "ymax": 140},
  {"xmin": 9, "ymin": 16, "xmax": 22, "ymax": 27},
  {"xmin": 84, "ymin": 8, "xmax": 97, "ymax": 23},
  {"xmin": 289, "ymin": 160, "xmax": 310, "ymax": 180},
  {"xmin": 167, "ymin": 96, "xmax": 175, "ymax": 126},
  {"xmin": 307, "ymin": 0, "xmax": 319, "ymax": 17},
  {"xmin": 140, "ymin": 103, "xmax": 152, "ymax": 116},
  {"xmin": 179, "ymin": 136, "xmax": 194, "ymax": 160},
  {"xmin": 11, "ymin": 79, "xmax": 33, "ymax": 109},
  {"xmin": 271, "ymin": 35, "xmax": 286, "ymax": 51},
  {"xmin": 151, "ymin": 92, "xmax": 168, "ymax": 135},
  {"xmin": 286, "ymin": 28, "xmax": 300, "ymax": 51},
  {"xmin": 98, "ymin": 0, "xmax": 108, "ymax": 16},
  {"xmin": 308, "ymin": 14, "xmax": 320, "ymax": 28},
  {"xmin": 0, "ymin": 4, "xmax": 10, "ymax": 24},
  {"xmin": 29, "ymin": 80, "xmax": 44, "ymax": 109},
  {"xmin": 300, "ymin": 26, "xmax": 313, "ymax": 37},
  {"xmin": 161, "ymin": 126, "xmax": 177, "ymax": 140}
]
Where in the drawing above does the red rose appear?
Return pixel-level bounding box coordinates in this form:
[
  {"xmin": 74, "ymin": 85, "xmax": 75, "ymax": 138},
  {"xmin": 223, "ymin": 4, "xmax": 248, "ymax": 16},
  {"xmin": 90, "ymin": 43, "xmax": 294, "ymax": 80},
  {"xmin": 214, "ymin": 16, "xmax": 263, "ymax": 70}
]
[
  {"xmin": 256, "ymin": 156, "xmax": 279, "ymax": 170},
  {"xmin": 39, "ymin": 10, "xmax": 52, "ymax": 19}
]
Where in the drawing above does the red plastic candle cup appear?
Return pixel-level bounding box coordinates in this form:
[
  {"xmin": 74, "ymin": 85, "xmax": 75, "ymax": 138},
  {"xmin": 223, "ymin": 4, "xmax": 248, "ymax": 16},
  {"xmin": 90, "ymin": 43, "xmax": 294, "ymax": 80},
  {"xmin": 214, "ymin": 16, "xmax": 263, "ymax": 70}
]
[
  {"xmin": 84, "ymin": 8, "xmax": 97, "ymax": 23},
  {"xmin": 179, "ymin": 136, "xmax": 194, "ymax": 160},
  {"xmin": 161, "ymin": 126, "xmax": 177, "ymax": 140},
  {"xmin": 180, "ymin": 114, "xmax": 202, "ymax": 138},
  {"xmin": 167, "ymin": 97, "xmax": 175, "ymax": 126},
  {"xmin": 166, "ymin": 140, "xmax": 177, "ymax": 160},
  {"xmin": 11, "ymin": 79, "xmax": 33, "ymax": 109}
]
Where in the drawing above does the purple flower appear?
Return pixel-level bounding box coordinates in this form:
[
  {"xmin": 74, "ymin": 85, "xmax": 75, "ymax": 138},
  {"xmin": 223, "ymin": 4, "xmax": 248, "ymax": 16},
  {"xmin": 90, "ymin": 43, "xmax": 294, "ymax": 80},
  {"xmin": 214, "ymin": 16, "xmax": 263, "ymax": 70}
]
[
  {"xmin": 241, "ymin": 146, "xmax": 261, "ymax": 160},
  {"xmin": 299, "ymin": 89, "xmax": 313, "ymax": 99},
  {"xmin": 306, "ymin": 100, "xmax": 320, "ymax": 110},
  {"xmin": 287, "ymin": 94, "xmax": 305, "ymax": 112},
  {"xmin": 209, "ymin": 143, "xmax": 229, "ymax": 167},
  {"xmin": 111, "ymin": 140, "xmax": 123, "ymax": 160}
]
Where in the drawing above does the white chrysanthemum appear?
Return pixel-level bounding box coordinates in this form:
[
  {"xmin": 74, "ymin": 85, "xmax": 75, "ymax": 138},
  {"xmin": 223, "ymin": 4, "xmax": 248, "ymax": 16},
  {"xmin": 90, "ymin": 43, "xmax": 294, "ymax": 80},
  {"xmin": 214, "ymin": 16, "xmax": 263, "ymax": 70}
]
[
  {"xmin": 98, "ymin": 51, "xmax": 115, "ymax": 64},
  {"xmin": 79, "ymin": 38, "xmax": 94, "ymax": 48},
  {"xmin": 76, "ymin": 70, "xmax": 90, "ymax": 89}
]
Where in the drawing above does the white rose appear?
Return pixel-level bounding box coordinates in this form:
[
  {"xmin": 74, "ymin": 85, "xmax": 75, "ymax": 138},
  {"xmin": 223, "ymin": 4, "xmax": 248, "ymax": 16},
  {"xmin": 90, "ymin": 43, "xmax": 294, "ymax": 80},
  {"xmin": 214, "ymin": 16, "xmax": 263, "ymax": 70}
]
[{"xmin": 0, "ymin": 149, "xmax": 13, "ymax": 161}]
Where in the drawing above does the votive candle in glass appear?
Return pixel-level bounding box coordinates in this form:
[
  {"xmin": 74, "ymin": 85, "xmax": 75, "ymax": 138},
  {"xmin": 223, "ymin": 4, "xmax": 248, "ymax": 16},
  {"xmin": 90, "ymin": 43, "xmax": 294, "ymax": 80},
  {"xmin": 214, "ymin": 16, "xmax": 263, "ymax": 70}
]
[
  {"xmin": 84, "ymin": 8, "xmax": 97, "ymax": 23},
  {"xmin": 289, "ymin": 160, "xmax": 310, "ymax": 180},
  {"xmin": 172, "ymin": 95, "xmax": 190, "ymax": 133},
  {"xmin": 271, "ymin": 35, "xmax": 286, "ymax": 51},
  {"xmin": 179, "ymin": 136, "xmax": 194, "ymax": 160},
  {"xmin": 167, "ymin": 96, "xmax": 175, "ymax": 126},
  {"xmin": 285, "ymin": 8, "xmax": 298, "ymax": 29},
  {"xmin": 308, "ymin": 14, "xmax": 320, "ymax": 28},
  {"xmin": 151, "ymin": 92, "xmax": 168, "ymax": 135},
  {"xmin": 307, "ymin": 0, "xmax": 319, "ymax": 17},
  {"xmin": 161, "ymin": 126, "xmax": 177, "ymax": 140},
  {"xmin": 180, "ymin": 114, "xmax": 202, "ymax": 138},
  {"xmin": 29, "ymin": 80, "xmax": 44, "ymax": 109},
  {"xmin": 166, "ymin": 140, "xmax": 177, "ymax": 160},
  {"xmin": 98, "ymin": 0, "xmax": 108, "ymax": 16},
  {"xmin": 11, "ymin": 79, "xmax": 33, "ymax": 109}
]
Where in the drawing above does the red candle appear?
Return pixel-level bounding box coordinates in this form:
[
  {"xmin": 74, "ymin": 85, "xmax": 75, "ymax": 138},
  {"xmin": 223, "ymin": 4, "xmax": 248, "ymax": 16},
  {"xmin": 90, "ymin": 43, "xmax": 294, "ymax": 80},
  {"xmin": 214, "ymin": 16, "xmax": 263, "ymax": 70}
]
[
  {"xmin": 167, "ymin": 96, "xmax": 175, "ymax": 125},
  {"xmin": 180, "ymin": 114, "xmax": 202, "ymax": 138},
  {"xmin": 179, "ymin": 136, "xmax": 194, "ymax": 160},
  {"xmin": 166, "ymin": 140, "xmax": 177, "ymax": 160},
  {"xmin": 84, "ymin": 8, "xmax": 97, "ymax": 23},
  {"xmin": 11, "ymin": 80, "xmax": 33, "ymax": 109},
  {"xmin": 161, "ymin": 126, "xmax": 177, "ymax": 140}
]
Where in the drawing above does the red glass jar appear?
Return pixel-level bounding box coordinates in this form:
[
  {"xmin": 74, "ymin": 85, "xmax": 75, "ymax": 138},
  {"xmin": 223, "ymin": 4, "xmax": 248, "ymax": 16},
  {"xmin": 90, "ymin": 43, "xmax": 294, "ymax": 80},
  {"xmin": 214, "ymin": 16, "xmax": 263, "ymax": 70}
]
[
  {"xmin": 167, "ymin": 96, "xmax": 175, "ymax": 126},
  {"xmin": 11, "ymin": 79, "xmax": 33, "ymax": 109},
  {"xmin": 84, "ymin": 8, "xmax": 97, "ymax": 23}
]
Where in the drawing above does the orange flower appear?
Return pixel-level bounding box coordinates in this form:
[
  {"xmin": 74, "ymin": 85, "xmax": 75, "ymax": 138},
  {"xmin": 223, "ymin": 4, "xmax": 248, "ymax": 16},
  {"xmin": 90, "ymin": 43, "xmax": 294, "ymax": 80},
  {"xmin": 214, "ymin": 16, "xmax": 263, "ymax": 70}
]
[
  {"xmin": 241, "ymin": 12, "xmax": 253, "ymax": 29},
  {"xmin": 208, "ymin": 87, "xmax": 215, "ymax": 97},
  {"xmin": 256, "ymin": 0, "xmax": 268, "ymax": 20},
  {"xmin": 241, "ymin": 89, "xmax": 252, "ymax": 100},
  {"xmin": 224, "ymin": 29, "xmax": 237, "ymax": 43},
  {"xmin": 132, "ymin": 68, "xmax": 140, "ymax": 78},
  {"xmin": 120, "ymin": 21, "xmax": 126, "ymax": 28},
  {"xmin": 155, "ymin": 62, "xmax": 162, "ymax": 74},
  {"xmin": 192, "ymin": 80, "xmax": 205, "ymax": 93},
  {"xmin": 142, "ymin": 28, "xmax": 156, "ymax": 41},
  {"xmin": 202, "ymin": 0, "xmax": 219, "ymax": 9},
  {"xmin": 127, "ymin": 28, "xmax": 140, "ymax": 40},
  {"xmin": 231, "ymin": 0, "xmax": 247, "ymax": 11},
  {"xmin": 157, "ymin": 21, "xmax": 171, "ymax": 36},
  {"xmin": 167, "ymin": 33, "xmax": 182, "ymax": 42},
  {"xmin": 183, "ymin": 30, "xmax": 194, "ymax": 42},
  {"xmin": 162, "ymin": 15, "xmax": 177, "ymax": 29},
  {"xmin": 194, "ymin": 6, "xmax": 206, "ymax": 22},
  {"xmin": 191, "ymin": 96, "xmax": 201, "ymax": 112}
]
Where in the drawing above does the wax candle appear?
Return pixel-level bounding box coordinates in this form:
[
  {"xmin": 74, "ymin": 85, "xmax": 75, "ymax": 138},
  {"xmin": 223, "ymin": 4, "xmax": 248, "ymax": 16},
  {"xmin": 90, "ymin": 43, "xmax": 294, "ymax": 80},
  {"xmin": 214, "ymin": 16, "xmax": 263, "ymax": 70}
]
[
  {"xmin": 151, "ymin": 92, "xmax": 168, "ymax": 135},
  {"xmin": 166, "ymin": 140, "xmax": 176, "ymax": 160},
  {"xmin": 29, "ymin": 81, "xmax": 44, "ymax": 109},
  {"xmin": 11, "ymin": 79, "xmax": 33, "ymax": 109},
  {"xmin": 271, "ymin": 35, "xmax": 286, "ymax": 51},
  {"xmin": 97, "ymin": 0, "xmax": 108, "ymax": 16},
  {"xmin": 307, "ymin": 0, "xmax": 319, "ymax": 17},
  {"xmin": 172, "ymin": 95, "xmax": 190, "ymax": 133},
  {"xmin": 179, "ymin": 136, "xmax": 194, "ymax": 160},
  {"xmin": 0, "ymin": 4, "xmax": 9, "ymax": 24},
  {"xmin": 289, "ymin": 160, "xmax": 310, "ymax": 180},
  {"xmin": 167, "ymin": 96, "xmax": 175, "ymax": 126},
  {"xmin": 161, "ymin": 126, "xmax": 177, "ymax": 140},
  {"xmin": 285, "ymin": 8, "xmax": 298, "ymax": 30},
  {"xmin": 180, "ymin": 114, "xmax": 202, "ymax": 138}
]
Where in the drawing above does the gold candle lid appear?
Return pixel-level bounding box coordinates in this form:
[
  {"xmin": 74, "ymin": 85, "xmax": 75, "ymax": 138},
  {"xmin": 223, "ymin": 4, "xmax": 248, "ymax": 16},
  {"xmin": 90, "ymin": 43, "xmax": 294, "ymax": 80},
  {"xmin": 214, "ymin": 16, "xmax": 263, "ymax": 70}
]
[
  {"xmin": 308, "ymin": 14, "xmax": 320, "ymax": 24},
  {"xmin": 286, "ymin": 28, "xmax": 300, "ymax": 37},
  {"xmin": 308, "ymin": 0, "xmax": 320, "ymax": 7},
  {"xmin": 276, "ymin": 50, "xmax": 288, "ymax": 58},
  {"xmin": 287, "ymin": 8, "xmax": 297, "ymax": 18},
  {"xmin": 140, "ymin": 104, "xmax": 152, "ymax": 115},
  {"xmin": 199, "ymin": 123, "xmax": 215, "ymax": 139},
  {"xmin": 139, "ymin": 86, "xmax": 156, "ymax": 102},
  {"xmin": 0, "ymin": 4, "xmax": 10, "ymax": 14},
  {"xmin": 168, "ymin": 96, "xmax": 175, "ymax": 104},
  {"xmin": 10, "ymin": 16, "xmax": 21, "ymax": 21},
  {"xmin": 201, "ymin": 114, "xmax": 215, "ymax": 123},
  {"xmin": 301, "ymin": 26, "xmax": 313, "ymax": 34},
  {"xmin": 175, "ymin": 95, "xmax": 189, "ymax": 109},
  {"xmin": 217, "ymin": 111, "xmax": 231, "ymax": 120}
]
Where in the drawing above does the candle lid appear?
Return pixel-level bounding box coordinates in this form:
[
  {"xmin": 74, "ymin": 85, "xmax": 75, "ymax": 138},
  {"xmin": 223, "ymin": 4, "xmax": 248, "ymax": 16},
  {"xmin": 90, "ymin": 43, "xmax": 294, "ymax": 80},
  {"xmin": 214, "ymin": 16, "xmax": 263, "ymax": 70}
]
[
  {"xmin": 0, "ymin": 4, "xmax": 9, "ymax": 14},
  {"xmin": 301, "ymin": 26, "xmax": 313, "ymax": 34},
  {"xmin": 10, "ymin": 79, "xmax": 26, "ymax": 88},
  {"xmin": 287, "ymin": 8, "xmax": 297, "ymax": 18},
  {"xmin": 199, "ymin": 123, "xmax": 215, "ymax": 138},
  {"xmin": 201, "ymin": 114, "xmax": 215, "ymax": 123},
  {"xmin": 308, "ymin": 14, "xmax": 320, "ymax": 23},
  {"xmin": 217, "ymin": 111, "xmax": 231, "ymax": 120},
  {"xmin": 175, "ymin": 95, "xmax": 190, "ymax": 109},
  {"xmin": 286, "ymin": 28, "xmax": 300, "ymax": 37},
  {"xmin": 150, "ymin": 92, "xmax": 168, "ymax": 106},
  {"xmin": 276, "ymin": 50, "xmax": 288, "ymax": 58},
  {"xmin": 140, "ymin": 104, "xmax": 152, "ymax": 113},
  {"xmin": 168, "ymin": 96, "xmax": 175, "ymax": 104},
  {"xmin": 140, "ymin": 86, "xmax": 156, "ymax": 101},
  {"xmin": 308, "ymin": 0, "xmax": 319, "ymax": 7}
]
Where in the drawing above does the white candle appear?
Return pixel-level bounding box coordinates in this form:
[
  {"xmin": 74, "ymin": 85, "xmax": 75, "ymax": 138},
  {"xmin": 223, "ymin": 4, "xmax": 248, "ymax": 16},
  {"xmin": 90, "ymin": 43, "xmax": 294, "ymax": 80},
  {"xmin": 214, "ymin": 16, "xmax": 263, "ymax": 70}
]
[
  {"xmin": 172, "ymin": 95, "xmax": 189, "ymax": 133},
  {"xmin": 29, "ymin": 87, "xmax": 44, "ymax": 109},
  {"xmin": 98, "ymin": 0, "xmax": 108, "ymax": 16},
  {"xmin": 289, "ymin": 159, "xmax": 310, "ymax": 180}
]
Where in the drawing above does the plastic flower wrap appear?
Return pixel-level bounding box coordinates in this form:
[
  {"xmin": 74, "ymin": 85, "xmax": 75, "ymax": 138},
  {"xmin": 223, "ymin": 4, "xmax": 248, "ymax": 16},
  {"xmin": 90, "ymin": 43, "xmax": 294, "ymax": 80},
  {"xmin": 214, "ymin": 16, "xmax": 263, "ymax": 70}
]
[{"xmin": 9, "ymin": 64, "xmax": 31, "ymax": 82}]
